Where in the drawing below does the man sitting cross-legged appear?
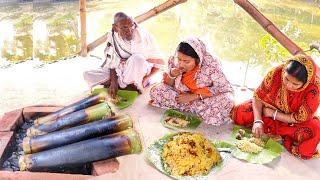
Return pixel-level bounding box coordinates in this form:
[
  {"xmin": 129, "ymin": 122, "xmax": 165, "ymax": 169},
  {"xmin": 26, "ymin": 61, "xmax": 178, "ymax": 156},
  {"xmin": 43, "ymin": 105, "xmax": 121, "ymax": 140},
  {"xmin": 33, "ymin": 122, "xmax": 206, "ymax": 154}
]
[{"xmin": 83, "ymin": 12, "xmax": 164, "ymax": 98}]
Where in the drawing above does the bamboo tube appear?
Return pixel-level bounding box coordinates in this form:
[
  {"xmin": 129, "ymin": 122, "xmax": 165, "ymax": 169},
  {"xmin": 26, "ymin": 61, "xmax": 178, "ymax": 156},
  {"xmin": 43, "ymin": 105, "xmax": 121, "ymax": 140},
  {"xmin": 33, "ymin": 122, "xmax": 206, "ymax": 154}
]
[
  {"xmin": 234, "ymin": 0, "xmax": 304, "ymax": 55},
  {"xmin": 27, "ymin": 102, "xmax": 112, "ymax": 137},
  {"xmin": 34, "ymin": 92, "xmax": 108, "ymax": 125},
  {"xmin": 23, "ymin": 114, "xmax": 133, "ymax": 154},
  {"xmin": 86, "ymin": 0, "xmax": 188, "ymax": 53},
  {"xmin": 19, "ymin": 129, "xmax": 142, "ymax": 171}
]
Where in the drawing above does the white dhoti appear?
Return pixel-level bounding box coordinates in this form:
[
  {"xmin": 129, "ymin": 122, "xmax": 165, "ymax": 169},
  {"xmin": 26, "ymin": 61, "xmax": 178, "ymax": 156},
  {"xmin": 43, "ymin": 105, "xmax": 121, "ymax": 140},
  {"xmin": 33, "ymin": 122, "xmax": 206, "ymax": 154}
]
[
  {"xmin": 83, "ymin": 53, "xmax": 153, "ymax": 92},
  {"xmin": 83, "ymin": 26, "xmax": 162, "ymax": 92}
]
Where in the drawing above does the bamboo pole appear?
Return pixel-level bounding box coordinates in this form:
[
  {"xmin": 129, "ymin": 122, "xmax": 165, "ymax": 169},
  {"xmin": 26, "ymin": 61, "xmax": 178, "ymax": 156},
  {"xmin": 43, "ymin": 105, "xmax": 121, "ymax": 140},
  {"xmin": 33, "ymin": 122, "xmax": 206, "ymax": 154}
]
[
  {"xmin": 234, "ymin": 0, "xmax": 304, "ymax": 55},
  {"xmin": 134, "ymin": 0, "xmax": 187, "ymax": 23},
  {"xmin": 80, "ymin": 0, "xmax": 87, "ymax": 56},
  {"xmin": 86, "ymin": 0, "xmax": 188, "ymax": 53}
]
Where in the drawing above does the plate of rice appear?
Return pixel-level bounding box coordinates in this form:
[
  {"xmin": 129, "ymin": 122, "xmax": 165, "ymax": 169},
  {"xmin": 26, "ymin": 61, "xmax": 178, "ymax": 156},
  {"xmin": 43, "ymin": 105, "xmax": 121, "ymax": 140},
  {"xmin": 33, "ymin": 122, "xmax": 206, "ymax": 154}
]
[
  {"xmin": 146, "ymin": 132, "xmax": 229, "ymax": 179},
  {"xmin": 214, "ymin": 125, "xmax": 284, "ymax": 164}
]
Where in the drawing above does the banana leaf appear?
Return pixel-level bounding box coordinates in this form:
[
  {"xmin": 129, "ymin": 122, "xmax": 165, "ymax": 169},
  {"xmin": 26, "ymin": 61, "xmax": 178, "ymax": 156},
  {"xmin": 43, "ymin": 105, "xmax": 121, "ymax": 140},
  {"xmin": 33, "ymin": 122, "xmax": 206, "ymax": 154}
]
[
  {"xmin": 91, "ymin": 87, "xmax": 138, "ymax": 109},
  {"xmin": 215, "ymin": 125, "xmax": 284, "ymax": 164},
  {"xmin": 160, "ymin": 109, "xmax": 202, "ymax": 131},
  {"xmin": 146, "ymin": 133, "xmax": 230, "ymax": 180}
]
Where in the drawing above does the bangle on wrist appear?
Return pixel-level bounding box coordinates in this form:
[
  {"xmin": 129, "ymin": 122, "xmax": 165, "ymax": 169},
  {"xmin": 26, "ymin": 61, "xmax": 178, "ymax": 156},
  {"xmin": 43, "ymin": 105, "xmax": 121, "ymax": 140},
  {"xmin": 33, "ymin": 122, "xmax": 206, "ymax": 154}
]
[
  {"xmin": 254, "ymin": 119, "xmax": 264, "ymax": 124},
  {"xmin": 273, "ymin": 110, "xmax": 278, "ymax": 120},
  {"xmin": 168, "ymin": 71, "xmax": 175, "ymax": 79}
]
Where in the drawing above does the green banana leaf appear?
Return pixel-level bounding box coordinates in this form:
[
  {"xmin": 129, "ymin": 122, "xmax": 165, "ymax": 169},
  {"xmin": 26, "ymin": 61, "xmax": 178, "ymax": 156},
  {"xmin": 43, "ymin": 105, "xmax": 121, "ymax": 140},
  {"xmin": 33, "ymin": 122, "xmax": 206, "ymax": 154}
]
[
  {"xmin": 91, "ymin": 87, "xmax": 138, "ymax": 109},
  {"xmin": 146, "ymin": 132, "xmax": 230, "ymax": 180},
  {"xmin": 222, "ymin": 125, "xmax": 284, "ymax": 164},
  {"xmin": 160, "ymin": 109, "xmax": 202, "ymax": 131}
]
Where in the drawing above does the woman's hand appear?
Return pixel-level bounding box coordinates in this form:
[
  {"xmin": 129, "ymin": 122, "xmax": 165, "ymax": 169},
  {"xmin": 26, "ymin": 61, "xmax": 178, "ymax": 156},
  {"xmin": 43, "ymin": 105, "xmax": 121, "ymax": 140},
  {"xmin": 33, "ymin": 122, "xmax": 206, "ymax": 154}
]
[
  {"xmin": 252, "ymin": 122, "xmax": 264, "ymax": 138},
  {"xmin": 263, "ymin": 107, "xmax": 274, "ymax": 118},
  {"xmin": 176, "ymin": 93, "xmax": 198, "ymax": 104},
  {"xmin": 163, "ymin": 73, "xmax": 174, "ymax": 86},
  {"xmin": 170, "ymin": 68, "xmax": 182, "ymax": 77}
]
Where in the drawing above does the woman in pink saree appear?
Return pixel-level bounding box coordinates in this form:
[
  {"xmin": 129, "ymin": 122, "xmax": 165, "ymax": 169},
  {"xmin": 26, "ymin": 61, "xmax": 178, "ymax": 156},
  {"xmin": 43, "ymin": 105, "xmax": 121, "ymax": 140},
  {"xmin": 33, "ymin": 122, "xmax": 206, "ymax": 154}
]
[{"xmin": 149, "ymin": 37, "xmax": 234, "ymax": 125}]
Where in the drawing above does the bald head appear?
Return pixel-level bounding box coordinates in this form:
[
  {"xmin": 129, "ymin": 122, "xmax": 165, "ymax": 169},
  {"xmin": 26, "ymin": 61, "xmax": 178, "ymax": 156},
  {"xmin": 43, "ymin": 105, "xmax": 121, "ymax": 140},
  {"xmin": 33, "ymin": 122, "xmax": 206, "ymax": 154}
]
[
  {"xmin": 113, "ymin": 12, "xmax": 132, "ymax": 24},
  {"xmin": 112, "ymin": 12, "xmax": 136, "ymax": 41}
]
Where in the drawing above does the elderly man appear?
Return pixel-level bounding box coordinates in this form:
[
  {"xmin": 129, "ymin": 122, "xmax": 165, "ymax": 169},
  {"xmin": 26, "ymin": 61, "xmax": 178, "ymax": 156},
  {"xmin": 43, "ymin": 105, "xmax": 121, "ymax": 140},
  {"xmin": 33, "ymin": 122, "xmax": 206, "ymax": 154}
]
[{"xmin": 83, "ymin": 12, "xmax": 163, "ymax": 97}]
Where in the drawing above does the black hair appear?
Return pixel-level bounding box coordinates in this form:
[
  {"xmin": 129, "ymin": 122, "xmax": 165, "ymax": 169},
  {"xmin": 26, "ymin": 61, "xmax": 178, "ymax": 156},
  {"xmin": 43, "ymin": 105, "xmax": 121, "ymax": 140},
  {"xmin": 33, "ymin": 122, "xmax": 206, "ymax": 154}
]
[
  {"xmin": 177, "ymin": 42, "xmax": 200, "ymax": 64},
  {"xmin": 286, "ymin": 60, "xmax": 308, "ymax": 84}
]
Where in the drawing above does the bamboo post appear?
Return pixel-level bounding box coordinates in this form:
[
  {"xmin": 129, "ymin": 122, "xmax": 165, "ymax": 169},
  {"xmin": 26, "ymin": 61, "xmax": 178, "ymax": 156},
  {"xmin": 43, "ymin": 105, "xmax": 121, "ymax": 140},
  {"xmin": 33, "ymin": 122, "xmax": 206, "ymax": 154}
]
[
  {"xmin": 134, "ymin": 0, "xmax": 187, "ymax": 23},
  {"xmin": 86, "ymin": 0, "xmax": 188, "ymax": 53},
  {"xmin": 234, "ymin": 0, "xmax": 304, "ymax": 55},
  {"xmin": 80, "ymin": 0, "xmax": 87, "ymax": 56}
]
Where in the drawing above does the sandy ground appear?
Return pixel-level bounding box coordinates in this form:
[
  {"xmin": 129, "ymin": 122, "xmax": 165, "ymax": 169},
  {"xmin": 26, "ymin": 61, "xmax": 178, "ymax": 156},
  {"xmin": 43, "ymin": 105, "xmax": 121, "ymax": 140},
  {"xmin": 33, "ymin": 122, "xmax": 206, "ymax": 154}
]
[{"xmin": 0, "ymin": 57, "xmax": 319, "ymax": 179}]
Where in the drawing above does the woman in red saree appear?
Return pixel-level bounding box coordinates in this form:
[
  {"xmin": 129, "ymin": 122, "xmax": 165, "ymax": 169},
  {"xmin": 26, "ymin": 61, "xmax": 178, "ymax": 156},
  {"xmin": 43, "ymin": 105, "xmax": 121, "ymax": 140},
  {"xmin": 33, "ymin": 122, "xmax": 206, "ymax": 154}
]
[{"xmin": 232, "ymin": 54, "xmax": 320, "ymax": 159}]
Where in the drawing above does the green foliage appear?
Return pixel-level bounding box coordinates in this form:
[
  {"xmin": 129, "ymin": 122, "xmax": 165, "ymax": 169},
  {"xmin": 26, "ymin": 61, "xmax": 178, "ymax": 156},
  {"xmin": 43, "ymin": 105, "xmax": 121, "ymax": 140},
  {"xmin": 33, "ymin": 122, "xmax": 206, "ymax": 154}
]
[
  {"xmin": 14, "ymin": 14, "xmax": 33, "ymax": 34},
  {"xmin": 248, "ymin": 20, "xmax": 314, "ymax": 73},
  {"xmin": 1, "ymin": 0, "xmax": 320, "ymax": 64},
  {"xmin": 2, "ymin": 35, "xmax": 33, "ymax": 62},
  {"xmin": 34, "ymin": 13, "xmax": 80, "ymax": 62},
  {"xmin": 1, "ymin": 12, "xmax": 33, "ymax": 62},
  {"xmin": 91, "ymin": 87, "xmax": 139, "ymax": 109}
]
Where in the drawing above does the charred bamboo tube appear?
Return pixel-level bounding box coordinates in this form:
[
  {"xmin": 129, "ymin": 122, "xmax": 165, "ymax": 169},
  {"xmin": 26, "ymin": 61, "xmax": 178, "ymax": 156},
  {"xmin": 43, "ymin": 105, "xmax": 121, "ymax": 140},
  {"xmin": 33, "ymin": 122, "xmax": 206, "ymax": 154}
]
[
  {"xmin": 34, "ymin": 92, "xmax": 108, "ymax": 125},
  {"xmin": 27, "ymin": 102, "xmax": 111, "ymax": 137},
  {"xmin": 23, "ymin": 114, "xmax": 133, "ymax": 154},
  {"xmin": 19, "ymin": 129, "xmax": 142, "ymax": 171}
]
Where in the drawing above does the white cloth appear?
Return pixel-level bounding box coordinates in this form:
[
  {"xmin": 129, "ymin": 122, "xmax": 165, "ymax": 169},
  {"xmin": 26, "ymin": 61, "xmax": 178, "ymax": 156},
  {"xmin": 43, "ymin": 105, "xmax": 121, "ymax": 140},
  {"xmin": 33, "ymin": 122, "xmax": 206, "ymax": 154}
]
[
  {"xmin": 84, "ymin": 54, "xmax": 152, "ymax": 91},
  {"xmin": 83, "ymin": 26, "xmax": 162, "ymax": 91}
]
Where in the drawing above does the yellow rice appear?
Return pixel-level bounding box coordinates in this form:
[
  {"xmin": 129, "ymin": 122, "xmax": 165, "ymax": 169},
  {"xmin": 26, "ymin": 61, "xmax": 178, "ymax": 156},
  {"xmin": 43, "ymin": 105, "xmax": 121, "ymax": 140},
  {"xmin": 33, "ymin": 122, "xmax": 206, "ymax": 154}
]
[
  {"xmin": 235, "ymin": 139, "xmax": 263, "ymax": 154},
  {"xmin": 162, "ymin": 132, "xmax": 221, "ymax": 176}
]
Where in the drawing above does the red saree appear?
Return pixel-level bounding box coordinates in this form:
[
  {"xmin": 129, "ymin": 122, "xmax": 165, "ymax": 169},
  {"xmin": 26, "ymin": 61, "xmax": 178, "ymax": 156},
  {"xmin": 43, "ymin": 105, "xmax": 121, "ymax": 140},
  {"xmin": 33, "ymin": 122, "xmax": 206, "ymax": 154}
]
[{"xmin": 232, "ymin": 55, "xmax": 320, "ymax": 159}]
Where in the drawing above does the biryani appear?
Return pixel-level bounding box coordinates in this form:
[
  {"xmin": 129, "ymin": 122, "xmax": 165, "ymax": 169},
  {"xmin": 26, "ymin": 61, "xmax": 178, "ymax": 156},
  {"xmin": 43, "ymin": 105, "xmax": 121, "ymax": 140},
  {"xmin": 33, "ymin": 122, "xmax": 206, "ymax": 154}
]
[
  {"xmin": 161, "ymin": 132, "xmax": 221, "ymax": 176},
  {"xmin": 164, "ymin": 117, "xmax": 189, "ymax": 127}
]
